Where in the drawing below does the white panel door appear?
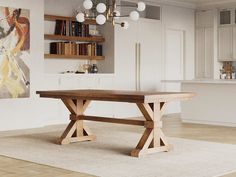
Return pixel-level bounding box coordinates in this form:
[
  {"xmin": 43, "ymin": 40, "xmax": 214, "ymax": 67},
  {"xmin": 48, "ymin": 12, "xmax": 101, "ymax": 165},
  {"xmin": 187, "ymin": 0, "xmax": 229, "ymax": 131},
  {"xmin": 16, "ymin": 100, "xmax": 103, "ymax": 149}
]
[
  {"xmin": 137, "ymin": 18, "xmax": 162, "ymax": 91},
  {"xmin": 219, "ymin": 27, "xmax": 233, "ymax": 61},
  {"xmin": 165, "ymin": 29, "xmax": 184, "ymax": 80},
  {"xmin": 164, "ymin": 29, "xmax": 184, "ymax": 113}
]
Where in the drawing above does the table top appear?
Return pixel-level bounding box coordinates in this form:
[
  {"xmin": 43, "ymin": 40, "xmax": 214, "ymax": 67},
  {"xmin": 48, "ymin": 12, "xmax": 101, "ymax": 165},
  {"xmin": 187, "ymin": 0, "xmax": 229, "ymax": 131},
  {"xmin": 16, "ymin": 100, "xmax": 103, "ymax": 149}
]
[{"xmin": 36, "ymin": 89, "xmax": 196, "ymax": 103}]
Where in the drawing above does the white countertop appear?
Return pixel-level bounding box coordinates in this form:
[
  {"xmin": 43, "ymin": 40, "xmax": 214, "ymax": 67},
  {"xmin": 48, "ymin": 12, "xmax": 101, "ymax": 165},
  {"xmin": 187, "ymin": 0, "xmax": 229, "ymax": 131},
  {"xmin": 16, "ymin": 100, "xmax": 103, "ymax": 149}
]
[{"xmin": 162, "ymin": 79, "xmax": 236, "ymax": 84}]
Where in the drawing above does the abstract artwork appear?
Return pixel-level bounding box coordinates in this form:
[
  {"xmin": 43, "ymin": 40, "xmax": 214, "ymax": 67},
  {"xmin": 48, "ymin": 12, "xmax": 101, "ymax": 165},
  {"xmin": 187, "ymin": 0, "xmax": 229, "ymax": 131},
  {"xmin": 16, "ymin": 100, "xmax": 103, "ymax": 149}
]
[{"xmin": 0, "ymin": 6, "xmax": 30, "ymax": 99}]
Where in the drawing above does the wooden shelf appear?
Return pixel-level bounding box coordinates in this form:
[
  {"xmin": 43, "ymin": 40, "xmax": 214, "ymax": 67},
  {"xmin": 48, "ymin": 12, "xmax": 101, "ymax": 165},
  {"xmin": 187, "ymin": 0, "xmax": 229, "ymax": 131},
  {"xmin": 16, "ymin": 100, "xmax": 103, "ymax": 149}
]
[
  {"xmin": 44, "ymin": 34, "xmax": 105, "ymax": 43},
  {"xmin": 44, "ymin": 54, "xmax": 105, "ymax": 60},
  {"xmin": 44, "ymin": 14, "xmax": 97, "ymax": 25},
  {"xmin": 44, "ymin": 14, "xmax": 105, "ymax": 62}
]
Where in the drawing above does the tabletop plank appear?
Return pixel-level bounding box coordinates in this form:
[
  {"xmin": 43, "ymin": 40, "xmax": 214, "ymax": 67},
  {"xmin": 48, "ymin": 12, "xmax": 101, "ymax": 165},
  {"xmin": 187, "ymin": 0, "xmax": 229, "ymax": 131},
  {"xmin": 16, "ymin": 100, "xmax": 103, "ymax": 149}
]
[{"xmin": 36, "ymin": 90, "xmax": 195, "ymax": 103}]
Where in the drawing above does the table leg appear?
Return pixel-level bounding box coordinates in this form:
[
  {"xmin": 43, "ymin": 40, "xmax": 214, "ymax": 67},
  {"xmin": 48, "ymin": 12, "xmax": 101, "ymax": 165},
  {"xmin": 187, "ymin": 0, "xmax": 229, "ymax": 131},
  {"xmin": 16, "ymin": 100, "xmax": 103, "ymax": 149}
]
[
  {"xmin": 58, "ymin": 99, "xmax": 96, "ymax": 145},
  {"xmin": 132, "ymin": 102, "xmax": 173, "ymax": 157}
]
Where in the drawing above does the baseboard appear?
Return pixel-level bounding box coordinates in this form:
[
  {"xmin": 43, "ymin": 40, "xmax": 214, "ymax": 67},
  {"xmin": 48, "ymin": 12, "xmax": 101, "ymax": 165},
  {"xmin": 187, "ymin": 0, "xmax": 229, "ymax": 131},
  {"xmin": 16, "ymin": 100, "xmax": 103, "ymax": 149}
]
[{"xmin": 182, "ymin": 119, "xmax": 236, "ymax": 127}]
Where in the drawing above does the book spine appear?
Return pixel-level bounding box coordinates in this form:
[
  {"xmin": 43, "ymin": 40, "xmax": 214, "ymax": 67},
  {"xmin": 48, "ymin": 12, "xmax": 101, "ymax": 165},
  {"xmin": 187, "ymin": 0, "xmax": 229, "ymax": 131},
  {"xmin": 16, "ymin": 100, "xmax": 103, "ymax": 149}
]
[
  {"xmin": 50, "ymin": 42, "xmax": 57, "ymax": 54},
  {"xmin": 66, "ymin": 21, "xmax": 69, "ymax": 36},
  {"xmin": 54, "ymin": 20, "xmax": 63, "ymax": 35}
]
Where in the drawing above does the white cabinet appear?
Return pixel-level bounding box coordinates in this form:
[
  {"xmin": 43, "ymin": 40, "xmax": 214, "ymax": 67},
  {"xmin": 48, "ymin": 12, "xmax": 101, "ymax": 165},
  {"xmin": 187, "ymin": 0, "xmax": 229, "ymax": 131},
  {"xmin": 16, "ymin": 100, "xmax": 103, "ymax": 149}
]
[
  {"xmin": 114, "ymin": 19, "xmax": 137, "ymax": 90},
  {"xmin": 233, "ymin": 27, "xmax": 236, "ymax": 59},
  {"xmin": 195, "ymin": 10, "xmax": 214, "ymax": 79},
  {"xmin": 205, "ymin": 28, "xmax": 214, "ymax": 78},
  {"xmin": 196, "ymin": 27, "xmax": 214, "ymax": 78},
  {"xmin": 218, "ymin": 8, "xmax": 236, "ymax": 61},
  {"xmin": 137, "ymin": 19, "xmax": 162, "ymax": 91},
  {"xmin": 218, "ymin": 27, "xmax": 233, "ymax": 61},
  {"xmin": 114, "ymin": 18, "xmax": 162, "ymax": 91},
  {"xmin": 196, "ymin": 28, "xmax": 205, "ymax": 78}
]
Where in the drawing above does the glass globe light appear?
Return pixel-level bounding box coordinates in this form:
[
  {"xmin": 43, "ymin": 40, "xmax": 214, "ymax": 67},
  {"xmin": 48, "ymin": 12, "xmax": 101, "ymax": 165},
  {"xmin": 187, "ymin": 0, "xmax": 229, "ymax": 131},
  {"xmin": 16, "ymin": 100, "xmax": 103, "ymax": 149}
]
[
  {"xmin": 137, "ymin": 2, "xmax": 146, "ymax": 12},
  {"xmin": 96, "ymin": 14, "xmax": 106, "ymax": 25},
  {"xmin": 129, "ymin": 11, "xmax": 139, "ymax": 21},
  {"xmin": 96, "ymin": 3, "xmax": 106, "ymax": 13},
  {"xmin": 83, "ymin": 0, "xmax": 93, "ymax": 10},
  {"xmin": 113, "ymin": 10, "xmax": 120, "ymax": 19},
  {"xmin": 121, "ymin": 21, "xmax": 129, "ymax": 29},
  {"xmin": 76, "ymin": 13, "xmax": 85, "ymax": 22}
]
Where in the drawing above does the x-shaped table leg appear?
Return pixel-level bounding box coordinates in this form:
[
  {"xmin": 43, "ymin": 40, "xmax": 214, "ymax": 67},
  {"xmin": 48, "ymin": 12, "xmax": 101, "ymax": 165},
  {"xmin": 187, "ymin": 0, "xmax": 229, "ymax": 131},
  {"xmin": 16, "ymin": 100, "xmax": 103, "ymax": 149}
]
[
  {"xmin": 58, "ymin": 99, "xmax": 96, "ymax": 145},
  {"xmin": 131, "ymin": 102, "xmax": 173, "ymax": 157}
]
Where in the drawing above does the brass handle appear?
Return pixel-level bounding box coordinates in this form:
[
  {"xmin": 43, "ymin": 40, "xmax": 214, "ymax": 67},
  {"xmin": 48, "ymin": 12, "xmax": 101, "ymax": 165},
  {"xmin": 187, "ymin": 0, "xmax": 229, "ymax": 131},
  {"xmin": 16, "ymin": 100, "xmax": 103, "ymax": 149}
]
[
  {"xmin": 138, "ymin": 43, "xmax": 141, "ymax": 91},
  {"xmin": 135, "ymin": 43, "xmax": 139, "ymax": 91}
]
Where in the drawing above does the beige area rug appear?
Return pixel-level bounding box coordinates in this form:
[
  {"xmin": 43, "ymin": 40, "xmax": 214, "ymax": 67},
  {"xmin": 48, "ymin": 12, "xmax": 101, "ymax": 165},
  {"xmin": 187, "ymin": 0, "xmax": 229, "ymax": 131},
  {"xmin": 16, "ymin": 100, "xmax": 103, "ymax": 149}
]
[{"xmin": 0, "ymin": 123, "xmax": 236, "ymax": 177}]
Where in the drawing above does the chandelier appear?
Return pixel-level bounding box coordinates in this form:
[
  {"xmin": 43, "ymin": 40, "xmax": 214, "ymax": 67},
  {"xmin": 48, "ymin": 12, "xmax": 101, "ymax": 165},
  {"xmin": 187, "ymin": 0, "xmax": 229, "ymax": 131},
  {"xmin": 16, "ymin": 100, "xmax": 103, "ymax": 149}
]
[{"xmin": 76, "ymin": 0, "xmax": 146, "ymax": 29}]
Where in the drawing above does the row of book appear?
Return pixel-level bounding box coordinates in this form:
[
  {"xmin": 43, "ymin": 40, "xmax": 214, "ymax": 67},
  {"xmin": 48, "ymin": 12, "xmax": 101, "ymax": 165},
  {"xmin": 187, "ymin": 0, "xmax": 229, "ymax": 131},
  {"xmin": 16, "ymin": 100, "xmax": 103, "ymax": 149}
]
[
  {"xmin": 54, "ymin": 20, "xmax": 89, "ymax": 37},
  {"xmin": 49, "ymin": 42, "xmax": 103, "ymax": 56}
]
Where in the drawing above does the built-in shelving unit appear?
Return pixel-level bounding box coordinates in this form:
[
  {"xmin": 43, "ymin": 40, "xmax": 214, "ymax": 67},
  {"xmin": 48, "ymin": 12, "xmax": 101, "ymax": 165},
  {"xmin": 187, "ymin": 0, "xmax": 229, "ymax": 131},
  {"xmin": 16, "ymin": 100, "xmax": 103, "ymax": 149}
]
[{"xmin": 44, "ymin": 14, "xmax": 105, "ymax": 60}]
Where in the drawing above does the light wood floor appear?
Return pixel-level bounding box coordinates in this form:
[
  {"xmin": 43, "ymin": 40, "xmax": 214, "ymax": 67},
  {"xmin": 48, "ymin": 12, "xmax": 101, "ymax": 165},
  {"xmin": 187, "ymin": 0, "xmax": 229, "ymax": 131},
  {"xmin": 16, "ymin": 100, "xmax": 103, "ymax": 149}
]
[{"xmin": 0, "ymin": 115, "xmax": 236, "ymax": 177}]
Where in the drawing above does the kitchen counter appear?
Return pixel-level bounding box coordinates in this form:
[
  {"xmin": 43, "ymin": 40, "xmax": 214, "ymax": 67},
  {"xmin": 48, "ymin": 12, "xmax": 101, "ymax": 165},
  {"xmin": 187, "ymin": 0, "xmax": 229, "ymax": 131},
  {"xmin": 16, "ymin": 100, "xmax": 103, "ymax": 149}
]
[
  {"xmin": 162, "ymin": 79, "xmax": 236, "ymax": 84},
  {"xmin": 174, "ymin": 80, "xmax": 236, "ymax": 127}
]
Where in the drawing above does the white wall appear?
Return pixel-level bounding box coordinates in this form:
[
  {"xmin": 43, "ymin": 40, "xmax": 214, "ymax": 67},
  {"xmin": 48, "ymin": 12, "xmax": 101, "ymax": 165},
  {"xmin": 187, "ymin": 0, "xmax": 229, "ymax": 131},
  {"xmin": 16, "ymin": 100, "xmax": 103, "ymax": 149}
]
[{"xmin": 0, "ymin": 0, "xmax": 59, "ymax": 131}]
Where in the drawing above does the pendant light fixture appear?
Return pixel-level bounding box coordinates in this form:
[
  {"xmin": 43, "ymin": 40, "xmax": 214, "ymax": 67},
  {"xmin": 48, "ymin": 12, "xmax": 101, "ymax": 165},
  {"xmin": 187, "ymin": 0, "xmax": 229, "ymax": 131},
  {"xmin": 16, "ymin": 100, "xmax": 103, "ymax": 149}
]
[{"xmin": 76, "ymin": 0, "xmax": 146, "ymax": 29}]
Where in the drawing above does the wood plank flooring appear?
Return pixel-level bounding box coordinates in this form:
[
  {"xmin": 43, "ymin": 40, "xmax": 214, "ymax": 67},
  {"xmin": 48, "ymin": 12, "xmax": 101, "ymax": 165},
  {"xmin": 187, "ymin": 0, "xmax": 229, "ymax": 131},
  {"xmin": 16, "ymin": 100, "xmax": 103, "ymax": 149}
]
[
  {"xmin": 0, "ymin": 155, "xmax": 96, "ymax": 177},
  {"xmin": 0, "ymin": 114, "xmax": 236, "ymax": 177}
]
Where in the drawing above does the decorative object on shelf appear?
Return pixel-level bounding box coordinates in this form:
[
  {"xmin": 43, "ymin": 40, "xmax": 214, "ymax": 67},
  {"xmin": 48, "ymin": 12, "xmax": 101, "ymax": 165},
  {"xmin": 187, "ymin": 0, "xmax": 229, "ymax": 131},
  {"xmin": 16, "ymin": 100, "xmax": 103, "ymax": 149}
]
[
  {"xmin": 0, "ymin": 6, "xmax": 30, "ymax": 99},
  {"xmin": 90, "ymin": 64, "xmax": 98, "ymax": 73},
  {"xmin": 83, "ymin": 63, "xmax": 92, "ymax": 74},
  {"xmin": 76, "ymin": 0, "xmax": 146, "ymax": 29},
  {"xmin": 220, "ymin": 61, "xmax": 235, "ymax": 79}
]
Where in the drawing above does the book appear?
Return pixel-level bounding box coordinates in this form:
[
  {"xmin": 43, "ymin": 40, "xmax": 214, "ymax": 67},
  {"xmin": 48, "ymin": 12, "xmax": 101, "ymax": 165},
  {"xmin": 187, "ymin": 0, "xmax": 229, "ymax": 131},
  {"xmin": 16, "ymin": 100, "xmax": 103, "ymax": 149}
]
[
  {"xmin": 66, "ymin": 20, "xmax": 70, "ymax": 36},
  {"xmin": 96, "ymin": 44, "xmax": 103, "ymax": 56},
  {"xmin": 54, "ymin": 20, "xmax": 63, "ymax": 35},
  {"xmin": 50, "ymin": 42, "xmax": 58, "ymax": 54}
]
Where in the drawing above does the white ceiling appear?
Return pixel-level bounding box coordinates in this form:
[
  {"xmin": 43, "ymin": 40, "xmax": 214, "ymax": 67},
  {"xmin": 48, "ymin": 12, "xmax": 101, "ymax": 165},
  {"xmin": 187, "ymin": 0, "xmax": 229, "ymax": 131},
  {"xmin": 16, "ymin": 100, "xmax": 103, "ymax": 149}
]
[{"xmin": 147, "ymin": 0, "xmax": 236, "ymax": 9}]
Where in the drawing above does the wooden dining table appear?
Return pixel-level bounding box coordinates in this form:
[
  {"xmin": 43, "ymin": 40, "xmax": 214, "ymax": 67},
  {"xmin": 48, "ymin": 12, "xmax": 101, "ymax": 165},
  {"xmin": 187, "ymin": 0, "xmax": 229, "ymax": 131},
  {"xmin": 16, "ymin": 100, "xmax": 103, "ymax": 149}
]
[{"xmin": 36, "ymin": 89, "xmax": 195, "ymax": 157}]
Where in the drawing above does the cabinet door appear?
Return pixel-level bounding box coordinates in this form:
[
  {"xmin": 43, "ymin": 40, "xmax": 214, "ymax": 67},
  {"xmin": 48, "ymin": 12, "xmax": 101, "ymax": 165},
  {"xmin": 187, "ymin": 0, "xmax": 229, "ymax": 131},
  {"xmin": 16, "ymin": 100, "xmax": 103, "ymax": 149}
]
[
  {"xmin": 137, "ymin": 18, "xmax": 162, "ymax": 91},
  {"xmin": 114, "ymin": 19, "xmax": 137, "ymax": 90},
  {"xmin": 196, "ymin": 10, "xmax": 214, "ymax": 28},
  {"xmin": 196, "ymin": 27, "xmax": 213, "ymax": 78},
  {"xmin": 233, "ymin": 27, "xmax": 236, "ymax": 60},
  {"xmin": 196, "ymin": 28, "xmax": 205, "ymax": 78},
  {"xmin": 218, "ymin": 27, "xmax": 233, "ymax": 61},
  {"xmin": 113, "ymin": 19, "xmax": 140, "ymax": 118},
  {"xmin": 204, "ymin": 27, "xmax": 214, "ymax": 78},
  {"xmin": 219, "ymin": 10, "xmax": 231, "ymax": 25}
]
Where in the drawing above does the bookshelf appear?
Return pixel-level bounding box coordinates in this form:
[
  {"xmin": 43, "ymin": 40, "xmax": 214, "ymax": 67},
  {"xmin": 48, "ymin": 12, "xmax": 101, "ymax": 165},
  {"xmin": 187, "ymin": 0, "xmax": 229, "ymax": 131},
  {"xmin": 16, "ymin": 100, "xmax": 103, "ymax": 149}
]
[{"xmin": 44, "ymin": 14, "xmax": 105, "ymax": 60}]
